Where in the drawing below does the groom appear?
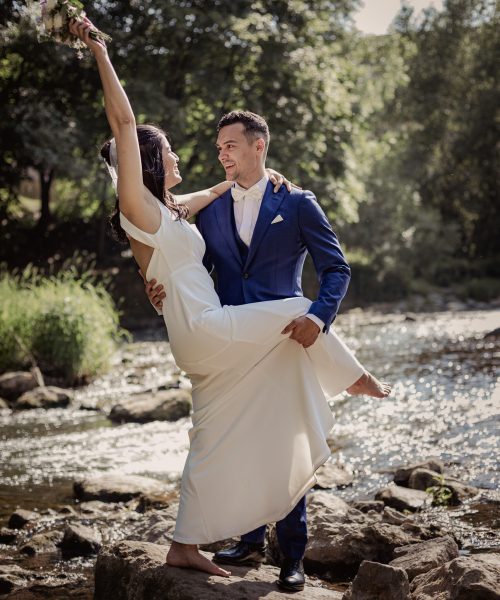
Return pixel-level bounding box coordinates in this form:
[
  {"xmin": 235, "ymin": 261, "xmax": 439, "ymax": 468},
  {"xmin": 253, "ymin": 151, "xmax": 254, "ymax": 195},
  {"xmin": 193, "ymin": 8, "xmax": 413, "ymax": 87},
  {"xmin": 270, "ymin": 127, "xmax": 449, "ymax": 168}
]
[{"xmin": 146, "ymin": 110, "xmax": 352, "ymax": 591}]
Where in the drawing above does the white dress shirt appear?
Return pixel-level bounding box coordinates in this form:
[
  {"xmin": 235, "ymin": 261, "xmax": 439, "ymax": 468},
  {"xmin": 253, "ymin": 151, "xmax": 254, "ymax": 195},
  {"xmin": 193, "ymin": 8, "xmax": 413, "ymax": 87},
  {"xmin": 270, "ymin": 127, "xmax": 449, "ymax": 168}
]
[
  {"xmin": 231, "ymin": 176, "xmax": 324, "ymax": 331},
  {"xmin": 231, "ymin": 175, "xmax": 268, "ymax": 247}
]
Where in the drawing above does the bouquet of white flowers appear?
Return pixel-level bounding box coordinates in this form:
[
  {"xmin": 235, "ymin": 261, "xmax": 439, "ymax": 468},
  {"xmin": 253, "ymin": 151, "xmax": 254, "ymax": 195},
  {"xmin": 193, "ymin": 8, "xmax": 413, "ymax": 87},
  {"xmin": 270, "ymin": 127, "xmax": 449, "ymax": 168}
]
[{"xmin": 35, "ymin": 0, "xmax": 111, "ymax": 55}]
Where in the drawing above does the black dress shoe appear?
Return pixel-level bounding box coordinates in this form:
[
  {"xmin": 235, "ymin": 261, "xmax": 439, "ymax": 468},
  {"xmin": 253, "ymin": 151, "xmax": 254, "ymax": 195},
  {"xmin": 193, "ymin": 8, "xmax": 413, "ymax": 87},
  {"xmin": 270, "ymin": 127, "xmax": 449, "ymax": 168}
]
[
  {"xmin": 277, "ymin": 558, "xmax": 305, "ymax": 592},
  {"xmin": 213, "ymin": 541, "xmax": 266, "ymax": 566}
]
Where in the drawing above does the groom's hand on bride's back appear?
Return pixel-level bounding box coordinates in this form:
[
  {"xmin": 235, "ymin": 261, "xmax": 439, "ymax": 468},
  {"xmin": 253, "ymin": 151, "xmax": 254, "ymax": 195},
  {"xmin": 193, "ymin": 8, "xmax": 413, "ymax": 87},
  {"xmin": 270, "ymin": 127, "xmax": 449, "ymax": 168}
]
[{"xmin": 139, "ymin": 270, "xmax": 166, "ymax": 314}]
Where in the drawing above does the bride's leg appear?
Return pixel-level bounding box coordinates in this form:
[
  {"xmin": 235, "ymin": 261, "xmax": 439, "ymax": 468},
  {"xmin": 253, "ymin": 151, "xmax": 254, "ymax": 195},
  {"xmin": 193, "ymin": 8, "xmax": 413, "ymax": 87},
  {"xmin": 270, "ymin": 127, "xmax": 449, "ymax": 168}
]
[
  {"xmin": 305, "ymin": 328, "xmax": 391, "ymax": 398},
  {"xmin": 223, "ymin": 298, "xmax": 391, "ymax": 397},
  {"xmin": 166, "ymin": 541, "xmax": 231, "ymax": 577}
]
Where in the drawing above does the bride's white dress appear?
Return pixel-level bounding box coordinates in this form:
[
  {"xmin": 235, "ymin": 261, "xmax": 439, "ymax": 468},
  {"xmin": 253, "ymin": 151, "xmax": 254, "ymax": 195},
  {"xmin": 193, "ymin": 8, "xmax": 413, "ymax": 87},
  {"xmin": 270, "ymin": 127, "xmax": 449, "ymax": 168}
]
[{"xmin": 120, "ymin": 196, "xmax": 363, "ymax": 544}]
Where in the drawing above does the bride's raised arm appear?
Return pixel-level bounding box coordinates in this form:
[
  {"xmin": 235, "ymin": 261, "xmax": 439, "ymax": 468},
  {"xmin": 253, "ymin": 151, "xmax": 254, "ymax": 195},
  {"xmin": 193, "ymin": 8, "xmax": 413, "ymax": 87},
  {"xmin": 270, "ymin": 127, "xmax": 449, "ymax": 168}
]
[{"xmin": 69, "ymin": 18, "xmax": 160, "ymax": 234}]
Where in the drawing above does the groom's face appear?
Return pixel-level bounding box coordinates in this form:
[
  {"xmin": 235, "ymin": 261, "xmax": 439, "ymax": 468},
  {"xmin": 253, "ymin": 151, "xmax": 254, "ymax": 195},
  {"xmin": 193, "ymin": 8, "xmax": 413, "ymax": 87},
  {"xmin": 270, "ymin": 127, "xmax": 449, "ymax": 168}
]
[{"xmin": 216, "ymin": 123, "xmax": 264, "ymax": 181}]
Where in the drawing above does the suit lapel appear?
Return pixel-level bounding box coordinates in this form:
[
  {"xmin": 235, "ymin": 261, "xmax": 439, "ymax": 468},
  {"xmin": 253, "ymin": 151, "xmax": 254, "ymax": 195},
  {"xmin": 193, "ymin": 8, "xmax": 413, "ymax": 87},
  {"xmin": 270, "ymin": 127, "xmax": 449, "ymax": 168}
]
[
  {"xmin": 213, "ymin": 189, "xmax": 243, "ymax": 266},
  {"xmin": 245, "ymin": 181, "xmax": 286, "ymax": 269}
]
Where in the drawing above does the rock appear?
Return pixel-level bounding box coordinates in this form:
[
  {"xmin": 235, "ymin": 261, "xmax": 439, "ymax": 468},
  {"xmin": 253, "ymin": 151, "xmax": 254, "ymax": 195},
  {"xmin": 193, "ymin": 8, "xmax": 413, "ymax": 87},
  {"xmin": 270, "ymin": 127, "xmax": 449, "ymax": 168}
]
[
  {"xmin": 20, "ymin": 530, "xmax": 63, "ymax": 555},
  {"xmin": 375, "ymin": 484, "xmax": 430, "ymax": 512},
  {"xmin": 307, "ymin": 490, "xmax": 354, "ymax": 520},
  {"xmin": 108, "ymin": 389, "xmax": 192, "ymax": 423},
  {"xmin": 314, "ymin": 462, "xmax": 354, "ymax": 489},
  {"xmin": 0, "ymin": 371, "xmax": 38, "ymax": 401},
  {"xmin": 343, "ymin": 560, "xmax": 410, "ymax": 600},
  {"xmin": 74, "ymin": 474, "xmax": 173, "ymax": 504},
  {"xmin": 382, "ymin": 506, "xmax": 410, "ymax": 525},
  {"xmin": 484, "ymin": 327, "xmax": 500, "ymax": 340},
  {"xmin": 304, "ymin": 492, "xmax": 423, "ymax": 576},
  {"xmin": 389, "ymin": 536, "xmax": 460, "ymax": 581},
  {"xmin": 8, "ymin": 508, "xmax": 39, "ymax": 529},
  {"xmin": 0, "ymin": 397, "xmax": 9, "ymax": 409},
  {"xmin": 0, "ymin": 565, "xmax": 31, "ymax": 595},
  {"xmin": 350, "ymin": 500, "xmax": 385, "ymax": 513},
  {"xmin": 130, "ymin": 508, "xmax": 178, "ymax": 546},
  {"xmin": 408, "ymin": 468, "xmax": 479, "ymax": 504},
  {"xmin": 94, "ymin": 540, "xmax": 343, "ymax": 599},
  {"xmin": 15, "ymin": 386, "xmax": 73, "ymax": 409},
  {"xmin": 404, "ymin": 313, "xmax": 418, "ymax": 322},
  {"xmin": 393, "ymin": 460, "xmax": 444, "ymax": 486},
  {"xmin": 410, "ymin": 553, "xmax": 500, "ymax": 599},
  {"xmin": 60, "ymin": 523, "xmax": 102, "ymax": 557},
  {"xmin": 0, "ymin": 527, "xmax": 18, "ymax": 544}
]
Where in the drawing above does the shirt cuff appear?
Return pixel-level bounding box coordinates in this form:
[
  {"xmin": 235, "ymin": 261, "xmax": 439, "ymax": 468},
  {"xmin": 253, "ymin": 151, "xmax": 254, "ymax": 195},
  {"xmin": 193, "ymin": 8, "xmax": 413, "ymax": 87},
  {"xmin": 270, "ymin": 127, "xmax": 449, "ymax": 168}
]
[{"xmin": 305, "ymin": 313, "xmax": 324, "ymax": 331}]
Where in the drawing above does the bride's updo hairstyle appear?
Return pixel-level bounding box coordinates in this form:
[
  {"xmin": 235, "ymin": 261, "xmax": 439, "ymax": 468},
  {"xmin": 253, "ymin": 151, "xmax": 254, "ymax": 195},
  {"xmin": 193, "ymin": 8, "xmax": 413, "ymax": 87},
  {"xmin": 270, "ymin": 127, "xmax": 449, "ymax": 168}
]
[{"xmin": 101, "ymin": 124, "xmax": 188, "ymax": 243}]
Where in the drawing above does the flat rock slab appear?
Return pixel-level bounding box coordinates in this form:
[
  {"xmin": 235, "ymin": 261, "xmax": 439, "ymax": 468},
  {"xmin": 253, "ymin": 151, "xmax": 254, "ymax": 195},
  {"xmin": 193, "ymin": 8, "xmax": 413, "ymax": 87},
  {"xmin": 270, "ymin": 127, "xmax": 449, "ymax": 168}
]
[
  {"xmin": 74, "ymin": 474, "xmax": 173, "ymax": 503},
  {"xmin": 94, "ymin": 540, "xmax": 343, "ymax": 600}
]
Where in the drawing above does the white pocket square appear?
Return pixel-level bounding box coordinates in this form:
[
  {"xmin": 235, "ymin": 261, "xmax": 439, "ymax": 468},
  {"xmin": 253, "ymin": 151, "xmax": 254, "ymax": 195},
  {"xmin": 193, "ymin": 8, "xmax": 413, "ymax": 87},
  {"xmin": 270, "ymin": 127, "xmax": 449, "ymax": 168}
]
[{"xmin": 271, "ymin": 214, "xmax": 284, "ymax": 224}]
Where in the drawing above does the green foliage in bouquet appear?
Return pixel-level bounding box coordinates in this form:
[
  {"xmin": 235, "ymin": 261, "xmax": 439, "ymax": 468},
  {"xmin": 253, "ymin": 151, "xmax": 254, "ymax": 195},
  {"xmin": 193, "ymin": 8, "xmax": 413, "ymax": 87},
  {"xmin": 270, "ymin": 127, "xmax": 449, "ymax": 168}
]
[
  {"xmin": 0, "ymin": 262, "xmax": 128, "ymax": 384},
  {"xmin": 35, "ymin": 0, "xmax": 111, "ymax": 55}
]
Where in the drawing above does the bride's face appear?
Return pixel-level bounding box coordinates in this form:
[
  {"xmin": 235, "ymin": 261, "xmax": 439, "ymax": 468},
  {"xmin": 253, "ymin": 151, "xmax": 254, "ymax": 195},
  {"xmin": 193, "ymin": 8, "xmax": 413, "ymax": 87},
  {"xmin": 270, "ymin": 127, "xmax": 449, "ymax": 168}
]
[{"xmin": 162, "ymin": 138, "xmax": 182, "ymax": 189}]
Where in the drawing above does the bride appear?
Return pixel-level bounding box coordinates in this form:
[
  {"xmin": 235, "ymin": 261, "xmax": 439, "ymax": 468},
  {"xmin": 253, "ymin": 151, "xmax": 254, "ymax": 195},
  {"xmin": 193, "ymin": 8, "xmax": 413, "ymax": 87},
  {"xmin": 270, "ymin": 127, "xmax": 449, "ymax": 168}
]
[{"xmin": 69, "ymin": 18, "xmax": 391, "ymax": 578}]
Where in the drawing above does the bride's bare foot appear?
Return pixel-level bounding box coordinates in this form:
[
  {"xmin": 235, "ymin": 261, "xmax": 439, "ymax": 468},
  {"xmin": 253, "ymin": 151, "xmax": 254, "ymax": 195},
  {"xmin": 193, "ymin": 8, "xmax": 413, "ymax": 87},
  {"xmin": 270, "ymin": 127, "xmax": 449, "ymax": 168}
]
[
  {"xmin": 346, "ymin": 371, "xmax": 392, "ymax": 398},
  {"xmin": 166, "ymin": 542, "xmax": 231, "ymax": 577}
]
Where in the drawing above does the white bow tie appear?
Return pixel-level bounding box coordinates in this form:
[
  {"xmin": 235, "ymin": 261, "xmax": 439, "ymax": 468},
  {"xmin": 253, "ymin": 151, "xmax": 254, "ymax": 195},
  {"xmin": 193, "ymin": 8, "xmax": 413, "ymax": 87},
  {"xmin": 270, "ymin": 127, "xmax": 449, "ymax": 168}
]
[{"xmin": 231, "ymin": 185, "xmax": 262, "ymax": 203}]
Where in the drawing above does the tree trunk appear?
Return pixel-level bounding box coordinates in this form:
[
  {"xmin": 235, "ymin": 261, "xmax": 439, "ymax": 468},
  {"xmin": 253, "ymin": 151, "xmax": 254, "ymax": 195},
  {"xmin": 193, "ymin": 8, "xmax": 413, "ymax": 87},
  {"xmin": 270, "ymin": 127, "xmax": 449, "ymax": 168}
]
[{"xmin": 38, "ymin": 167, "xmax": 55, "ymax": 231}]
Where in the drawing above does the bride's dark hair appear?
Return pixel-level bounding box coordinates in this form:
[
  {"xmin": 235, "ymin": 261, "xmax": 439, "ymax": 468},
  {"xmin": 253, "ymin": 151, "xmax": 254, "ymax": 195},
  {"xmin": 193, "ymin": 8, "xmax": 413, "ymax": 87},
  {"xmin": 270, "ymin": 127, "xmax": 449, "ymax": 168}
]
[{"xmin": 101, "ymin": 124, "xmax": 188, "ymax": 244}]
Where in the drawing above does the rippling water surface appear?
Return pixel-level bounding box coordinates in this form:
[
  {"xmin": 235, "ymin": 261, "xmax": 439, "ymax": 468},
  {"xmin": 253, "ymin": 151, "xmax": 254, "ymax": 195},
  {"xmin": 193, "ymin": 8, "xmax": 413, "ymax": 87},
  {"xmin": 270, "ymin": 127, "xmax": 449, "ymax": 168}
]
[{"xmin": 1, "ymin": 309, "xmax": 498, "ymax": 520}]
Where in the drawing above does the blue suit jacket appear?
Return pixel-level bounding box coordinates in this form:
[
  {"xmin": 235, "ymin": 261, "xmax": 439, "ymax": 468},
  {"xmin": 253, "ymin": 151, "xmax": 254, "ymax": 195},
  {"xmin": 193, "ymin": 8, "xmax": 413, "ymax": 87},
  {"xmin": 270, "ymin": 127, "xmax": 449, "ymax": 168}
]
[{"xmin": 196, "ymin": 181, "xmax": 350, "ymax": 332}]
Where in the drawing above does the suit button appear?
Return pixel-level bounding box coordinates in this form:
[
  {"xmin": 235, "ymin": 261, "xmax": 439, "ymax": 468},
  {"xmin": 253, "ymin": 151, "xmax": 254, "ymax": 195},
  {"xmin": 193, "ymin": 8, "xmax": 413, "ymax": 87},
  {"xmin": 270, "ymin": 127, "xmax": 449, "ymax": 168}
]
[{"xmin": 243, "ymin": 273, "xmax": 249, "ymax": 279}]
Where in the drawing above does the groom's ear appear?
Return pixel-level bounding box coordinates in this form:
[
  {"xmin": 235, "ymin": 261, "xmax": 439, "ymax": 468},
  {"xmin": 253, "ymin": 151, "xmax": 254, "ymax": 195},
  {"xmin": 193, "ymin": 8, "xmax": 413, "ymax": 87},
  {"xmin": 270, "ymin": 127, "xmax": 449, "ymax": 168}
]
[{"xmin": 255, "ymin": 137, "xmax": 266, "ymax": 154}]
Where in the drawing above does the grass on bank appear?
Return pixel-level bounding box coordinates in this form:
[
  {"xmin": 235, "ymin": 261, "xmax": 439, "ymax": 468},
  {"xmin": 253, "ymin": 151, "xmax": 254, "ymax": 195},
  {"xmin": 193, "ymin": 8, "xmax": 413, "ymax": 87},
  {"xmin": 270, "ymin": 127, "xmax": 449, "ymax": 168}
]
[{"xmin": 0, "ymin": 265, "xmax": 128, "ymax": 384}]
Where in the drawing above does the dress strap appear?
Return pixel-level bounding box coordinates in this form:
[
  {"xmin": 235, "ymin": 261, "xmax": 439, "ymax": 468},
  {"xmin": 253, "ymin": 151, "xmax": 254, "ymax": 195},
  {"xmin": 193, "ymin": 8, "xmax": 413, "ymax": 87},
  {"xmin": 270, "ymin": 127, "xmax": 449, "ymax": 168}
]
[{"xmin": 119, "ymin": 211, "xmax": 162, "ymax": 248}]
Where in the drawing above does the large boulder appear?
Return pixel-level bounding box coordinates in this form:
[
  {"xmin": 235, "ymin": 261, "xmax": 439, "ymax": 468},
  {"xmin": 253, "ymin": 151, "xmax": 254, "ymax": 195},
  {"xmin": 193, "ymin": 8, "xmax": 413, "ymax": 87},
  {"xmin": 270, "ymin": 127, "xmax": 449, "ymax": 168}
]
[
  {"xmin": 343, "ymin": 561, "xmax": 410, "ymax": 600},
  {"xmin": 389, "ymin": 536, "xmax": 459, "ymax": 581},
  {"xmin": 410, "ymin": 553, "xmax": 500, "ymax": 599},
  {"xmin": 375, "ymin": 484, "xmax": 430, "ymax": 512},
  {"xmin": 109, "ymin": 389, "xmax": 192, "ymax": 423},
  {"xmin": 94, "ymin": 540, "xmax": 344, "ymax": 600},
  {"xmin": 74, "ymin": 474, "xmax": 174, "ymax": 504},
  {"xmin": 393, "ymin": 460, "xmax": 444, "ymax": 487},
  {"xmin": 0, "ymin": 371, "xmax": 38, "ymax": 401},
  {"xmin": 15, "ymin": 386, "xmax": 73, "ymax": 410}
]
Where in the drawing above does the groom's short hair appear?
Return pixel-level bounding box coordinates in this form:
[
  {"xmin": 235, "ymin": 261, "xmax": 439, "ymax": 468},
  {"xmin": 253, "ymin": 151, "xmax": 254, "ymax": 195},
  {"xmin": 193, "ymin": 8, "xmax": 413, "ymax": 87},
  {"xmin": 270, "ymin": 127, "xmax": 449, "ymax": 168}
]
[{"xmin": 217, "ymin": 111, "xmax": 270, "ymax": 151}]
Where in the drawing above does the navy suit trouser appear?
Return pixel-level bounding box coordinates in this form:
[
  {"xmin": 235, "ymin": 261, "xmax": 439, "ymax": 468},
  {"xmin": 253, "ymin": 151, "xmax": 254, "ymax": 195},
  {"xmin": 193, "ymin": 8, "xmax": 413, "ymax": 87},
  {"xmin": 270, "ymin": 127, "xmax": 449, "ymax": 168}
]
[{"xmin": 241, "ymin": 494, "xmax": 307, "ymax": 560}]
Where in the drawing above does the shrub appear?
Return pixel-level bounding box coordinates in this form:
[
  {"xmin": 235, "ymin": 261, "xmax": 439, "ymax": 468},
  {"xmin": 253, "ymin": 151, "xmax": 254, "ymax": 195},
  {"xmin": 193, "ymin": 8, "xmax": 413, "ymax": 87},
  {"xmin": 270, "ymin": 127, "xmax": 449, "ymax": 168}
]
[{"xmin": 0, "ymin": 265, "xmax": 128, "ymax": 384}]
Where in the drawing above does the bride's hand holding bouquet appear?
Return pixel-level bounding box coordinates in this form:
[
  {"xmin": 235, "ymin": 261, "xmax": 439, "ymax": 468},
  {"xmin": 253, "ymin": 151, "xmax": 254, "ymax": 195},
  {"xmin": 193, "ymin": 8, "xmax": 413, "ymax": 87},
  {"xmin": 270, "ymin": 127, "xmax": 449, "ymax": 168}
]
[{"xmin": 68, "ymin": 16, "xmax": 107, "ymax": 58}]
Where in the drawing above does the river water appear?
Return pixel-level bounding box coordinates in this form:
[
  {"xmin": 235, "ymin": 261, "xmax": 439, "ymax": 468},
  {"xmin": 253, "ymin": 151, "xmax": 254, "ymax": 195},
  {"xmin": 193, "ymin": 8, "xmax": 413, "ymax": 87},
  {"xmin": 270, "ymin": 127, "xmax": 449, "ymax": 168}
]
[{"xmin": 1, "ymin": 309, "xmax": 499, "ymax": 530}]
